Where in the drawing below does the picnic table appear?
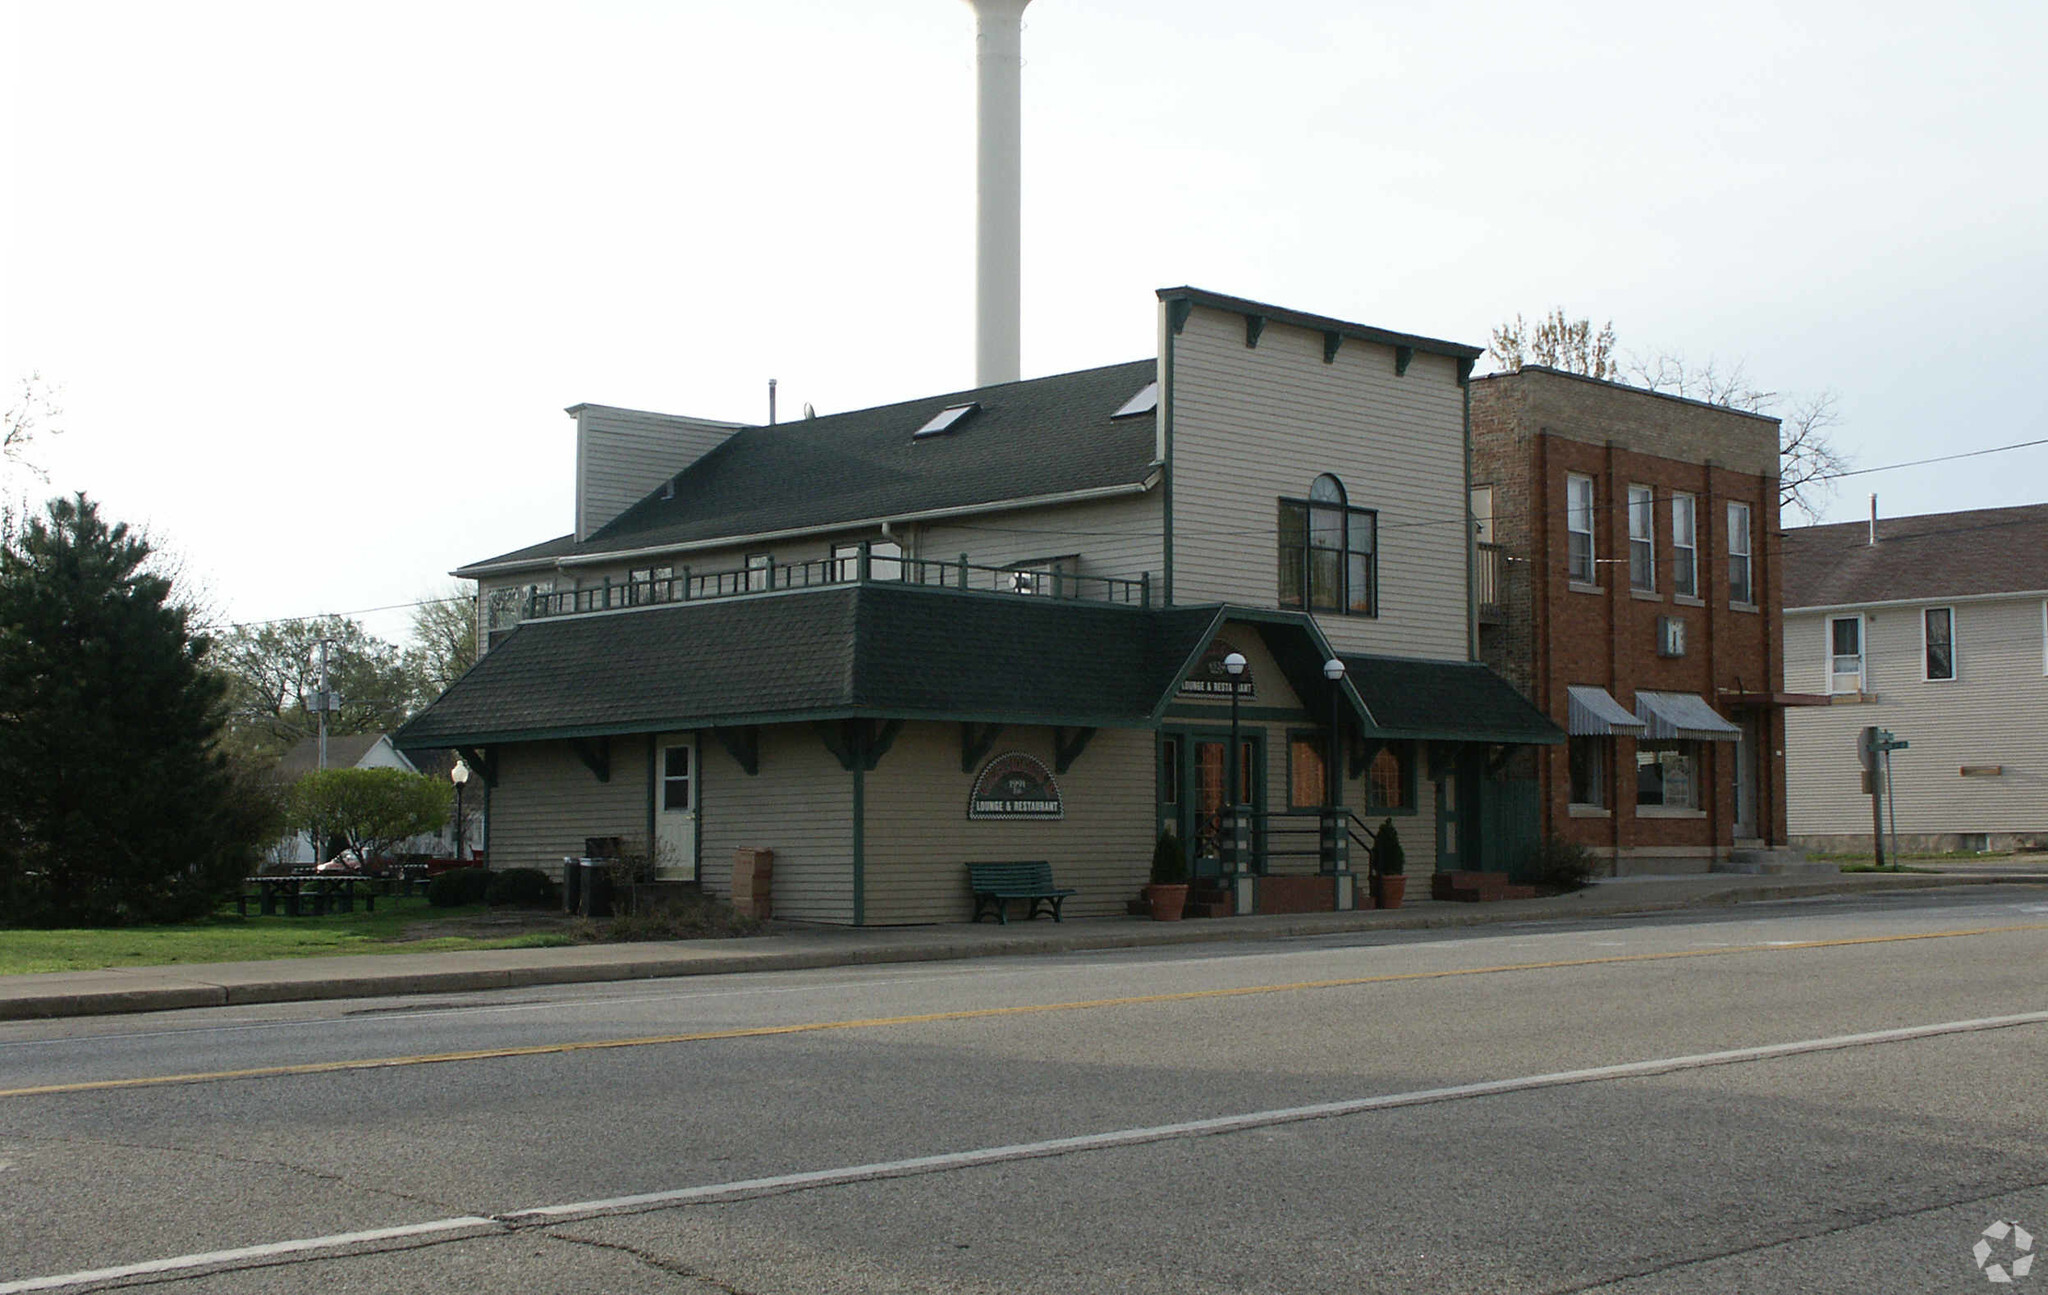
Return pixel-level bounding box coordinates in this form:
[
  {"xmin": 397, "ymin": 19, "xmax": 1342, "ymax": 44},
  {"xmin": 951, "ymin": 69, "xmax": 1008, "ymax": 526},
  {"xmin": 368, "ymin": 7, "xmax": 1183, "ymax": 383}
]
[{"xmin": 238, "ymin": 875, "xmax": 378, "ymax": 918}]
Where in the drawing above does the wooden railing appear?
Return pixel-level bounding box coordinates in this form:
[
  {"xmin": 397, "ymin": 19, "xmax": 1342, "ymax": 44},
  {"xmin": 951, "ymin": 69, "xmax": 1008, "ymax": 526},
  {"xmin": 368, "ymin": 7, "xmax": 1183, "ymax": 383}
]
[{"xmin": 525, "ymin": 546, "xmax": 1152, "ymax": 620}]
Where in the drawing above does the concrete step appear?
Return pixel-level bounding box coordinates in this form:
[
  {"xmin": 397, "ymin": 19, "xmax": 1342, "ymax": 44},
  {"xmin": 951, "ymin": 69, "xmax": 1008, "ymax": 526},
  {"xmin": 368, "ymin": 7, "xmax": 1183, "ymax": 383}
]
[{"xmin": 1713, "ymin": 847, "xmax": 1838, "ymax": 876}]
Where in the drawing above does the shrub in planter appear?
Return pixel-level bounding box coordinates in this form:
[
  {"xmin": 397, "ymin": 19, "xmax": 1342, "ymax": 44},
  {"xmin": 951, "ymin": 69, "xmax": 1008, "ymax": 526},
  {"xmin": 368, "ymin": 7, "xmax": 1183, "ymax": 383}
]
[
  {"xmin": 1150, "ymin": 832, "xmax": 1189, "ymax": 886},
  {"xmin": 1371, "ymin": 820, "xmax": 1405, "ymax": 874},
  {"xmin": 1525, "ymin": 836, "xmax": 1599, "ymax": 893},
  {"xmin": 484, "ymin": 866, "xmax": 558, "ymax": 909},
  {"xmin": 1370, "ymin": 820, "xmax": 1407, "ymax": 909},
  {"xmin": 1144, "ymin": 831, "xmax": 1190, "ymax": 921},
  {"xmin": 427, "ymin": 866, "xmax": 493, "ymax": 908}
]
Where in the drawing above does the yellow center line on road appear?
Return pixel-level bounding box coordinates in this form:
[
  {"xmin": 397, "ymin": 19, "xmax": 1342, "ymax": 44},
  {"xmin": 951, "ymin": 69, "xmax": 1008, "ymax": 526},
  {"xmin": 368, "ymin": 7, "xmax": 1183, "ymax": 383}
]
[{"xmin": 7, "ymin": 921, "xmax": 2046, "ymax": 1100}]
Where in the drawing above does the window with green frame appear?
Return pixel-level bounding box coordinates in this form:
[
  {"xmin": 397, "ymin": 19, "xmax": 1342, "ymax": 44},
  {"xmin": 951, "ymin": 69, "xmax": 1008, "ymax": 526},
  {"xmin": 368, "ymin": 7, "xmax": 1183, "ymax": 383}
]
[
  {"xmin": 1279, "ymin": 474, "xmax": 1377, "ymax": 616},
  {"xmin": 1365, "ymin": 744, "xmax": 1413, "ymax": 812}
]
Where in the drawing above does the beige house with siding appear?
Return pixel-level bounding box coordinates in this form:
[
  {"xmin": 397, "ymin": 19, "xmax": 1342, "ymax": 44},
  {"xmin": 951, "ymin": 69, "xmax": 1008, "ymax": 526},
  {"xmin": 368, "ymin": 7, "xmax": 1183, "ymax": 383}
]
[
  {"xmin": 397, "ymin": 288, "xmax": 1560, "ymax": 924},
  {"xmin": 1782, "ymin": 503, "xmax": 2048, "ymax": 853}
]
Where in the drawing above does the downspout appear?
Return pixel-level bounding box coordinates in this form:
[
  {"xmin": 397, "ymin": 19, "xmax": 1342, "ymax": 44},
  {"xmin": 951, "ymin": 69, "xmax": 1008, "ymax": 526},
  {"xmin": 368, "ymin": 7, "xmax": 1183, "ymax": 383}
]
[
  {"xmin": 1464, "ymin": 374, "xmax": 1477, "ymax": 661},
  {"xmin": 1159, "ymin": 297, "xmax": 1179, "ymax": 606}
]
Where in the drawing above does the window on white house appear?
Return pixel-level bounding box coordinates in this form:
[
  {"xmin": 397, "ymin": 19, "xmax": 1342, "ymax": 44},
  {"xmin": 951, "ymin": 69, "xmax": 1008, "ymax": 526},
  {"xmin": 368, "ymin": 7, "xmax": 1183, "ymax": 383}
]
[
  {"xmin": 661, "ymin": 745, "xmax": 693, "ymax": 811},
  {"xmin": 1278, "ymin": 474, "xmax": 1377, "ymax": 616},
  {"xmin": 1636, "ymin": 741, "xmax": 1700, "ymax": 809},
  {"xmin": 1830, "ymin": 616, "xmax": 1864, "ymax": 693},
  {"xmin": 1727, "ymin": 502, "xmax": 1753, "ymax": 605},
  {"xmin": 1567, "ymin": 474, "xmax": 1596, "ymax": 584},
  {"xmin": 1569, "ymin": 736, "xmax": 1606, "ymax": 807},
  {"xmin": 744, "ymin": 553, "xmax": 773, "ymax": 592},
  {"xmin": 1628, "ymin": 484, "xmax": 1655, "ymax": 592},
  {"xmin": 1924, "ymin": 607, "xmax": 1956, "ymax": 681},
  {"xmin": 1470, "ymin": 485, "xmax": 1495, "ymax": 543},
  {"xmin": 1671, "ymin": 492, "xmax": 1698, "ymax": 598}
]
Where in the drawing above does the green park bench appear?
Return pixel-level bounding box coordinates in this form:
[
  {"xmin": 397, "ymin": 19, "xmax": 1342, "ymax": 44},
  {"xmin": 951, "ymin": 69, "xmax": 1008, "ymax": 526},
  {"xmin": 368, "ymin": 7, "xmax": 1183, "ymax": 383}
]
[{"xmin": 965, "ymin": 861, "xmax": 1077, "ymax": 924}]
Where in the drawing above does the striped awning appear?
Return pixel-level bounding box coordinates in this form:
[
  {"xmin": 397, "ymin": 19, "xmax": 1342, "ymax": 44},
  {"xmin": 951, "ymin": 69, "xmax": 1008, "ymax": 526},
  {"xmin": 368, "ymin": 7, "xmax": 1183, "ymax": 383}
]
[
  {"xmin": 1566, "ymin": 686, "xmax": 1647, "ymax": 736},
  {"xmin": 1635, "ymin": 690, "xmax": 1742, "ymax": 742}
]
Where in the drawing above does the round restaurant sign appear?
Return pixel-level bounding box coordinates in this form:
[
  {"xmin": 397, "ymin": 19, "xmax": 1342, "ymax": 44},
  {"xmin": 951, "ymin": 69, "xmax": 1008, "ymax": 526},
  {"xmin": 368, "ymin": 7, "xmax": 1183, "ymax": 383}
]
[{"xmin": 968, "ymin": 752, "xmax": 1064, "ymax": 820}]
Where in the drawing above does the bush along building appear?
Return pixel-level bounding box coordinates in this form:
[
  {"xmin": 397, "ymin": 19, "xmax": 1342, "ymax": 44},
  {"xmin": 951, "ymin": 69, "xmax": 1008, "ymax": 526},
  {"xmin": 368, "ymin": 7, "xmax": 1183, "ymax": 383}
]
[
  {"xmin": 1781, "ymin": 503, "xmax": 2048, "ymax": 855},
  {"xmin": 396, "ymin": 288, "xmax": 1561, "ymax": 924},
  {"xmin": 1469, "ymin": 367, "xmax": 1819, "ymax": 876}
]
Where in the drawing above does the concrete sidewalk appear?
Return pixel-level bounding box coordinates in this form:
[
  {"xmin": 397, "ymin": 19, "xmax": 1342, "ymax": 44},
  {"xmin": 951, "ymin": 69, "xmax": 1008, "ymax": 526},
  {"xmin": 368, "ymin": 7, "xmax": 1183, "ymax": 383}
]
[{"xmin": 4, "ymin": 870, "xmax": 2043, "ymax": 1021}]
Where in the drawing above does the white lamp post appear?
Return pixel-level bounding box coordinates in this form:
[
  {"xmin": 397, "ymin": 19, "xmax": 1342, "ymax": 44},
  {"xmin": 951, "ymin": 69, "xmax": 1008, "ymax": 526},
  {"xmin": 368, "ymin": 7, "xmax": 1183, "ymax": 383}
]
[{"xmin": 450, "ymin": 760, "xmax": 471, "ymax": 861}]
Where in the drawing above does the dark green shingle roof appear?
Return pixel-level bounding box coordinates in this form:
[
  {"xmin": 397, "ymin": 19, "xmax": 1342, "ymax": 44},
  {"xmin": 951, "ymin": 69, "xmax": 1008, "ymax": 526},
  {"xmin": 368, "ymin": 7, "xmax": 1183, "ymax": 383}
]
[
  {"xmin": 1341, "ymin": 654, "xmax": 1563, "ymax": 745},
  {"xmin": 395, "ymin": 583, "xmax": 1214, "ymax": 748},
  {"xmin": 566, "ymin": 360, "xmax": 1159, "ymax": 558}
]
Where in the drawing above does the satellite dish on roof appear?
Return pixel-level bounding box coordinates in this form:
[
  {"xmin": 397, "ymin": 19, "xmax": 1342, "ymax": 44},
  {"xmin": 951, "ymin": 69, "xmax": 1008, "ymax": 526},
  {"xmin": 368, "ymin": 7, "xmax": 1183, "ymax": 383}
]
[{"xmin": 803, "ymin": 402, "xmax": 816, "ymax": 419}]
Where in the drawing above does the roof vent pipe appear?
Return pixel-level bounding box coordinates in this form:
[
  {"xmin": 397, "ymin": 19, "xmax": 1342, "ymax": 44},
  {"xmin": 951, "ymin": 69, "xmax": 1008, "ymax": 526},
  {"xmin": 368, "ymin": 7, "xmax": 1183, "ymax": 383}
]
[
  {"xmin": 769, "ymin": 379, "xmax": 778, "ymax": 426},
  {"xmin": 1869, "ymin": 493, "xmax": 1878, "ymax": 546}
]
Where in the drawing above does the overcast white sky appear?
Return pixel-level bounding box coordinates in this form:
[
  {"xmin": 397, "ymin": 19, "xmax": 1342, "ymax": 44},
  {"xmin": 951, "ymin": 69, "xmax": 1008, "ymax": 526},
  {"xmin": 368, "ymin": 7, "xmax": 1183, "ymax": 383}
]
[{"xmin": 4, "ymin": 0, "xmax": 2043, "ymax": 644}]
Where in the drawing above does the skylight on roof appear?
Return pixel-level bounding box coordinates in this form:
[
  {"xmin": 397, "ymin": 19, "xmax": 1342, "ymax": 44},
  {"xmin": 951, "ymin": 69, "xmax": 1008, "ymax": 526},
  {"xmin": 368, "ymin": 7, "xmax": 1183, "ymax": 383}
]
[
  {"xmin": 1111, "ymin": 381, "xmax": 1159, "ymax": 419},
  {"xmin": 914, "ymin": 402, "xmax": 980, "ymax": 438}
]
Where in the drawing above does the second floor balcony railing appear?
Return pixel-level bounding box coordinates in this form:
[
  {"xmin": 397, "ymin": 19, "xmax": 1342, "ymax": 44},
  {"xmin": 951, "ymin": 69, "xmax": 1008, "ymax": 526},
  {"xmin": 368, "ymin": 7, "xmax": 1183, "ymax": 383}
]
[{"xmin": 524, "ymin": 547, "xmax": 1153, "ymax": 620}]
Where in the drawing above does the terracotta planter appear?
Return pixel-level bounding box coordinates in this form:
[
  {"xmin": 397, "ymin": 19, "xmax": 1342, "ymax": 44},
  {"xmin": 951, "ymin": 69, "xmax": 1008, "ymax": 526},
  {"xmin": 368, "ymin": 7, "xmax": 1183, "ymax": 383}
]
[
  {"xmin": 1144, "ymin": 883, "xmax": 1190, "ymax": 921},
  {"xmin": 1371, "ymin": 874, "xmax": 1406, "ymax": 910}
]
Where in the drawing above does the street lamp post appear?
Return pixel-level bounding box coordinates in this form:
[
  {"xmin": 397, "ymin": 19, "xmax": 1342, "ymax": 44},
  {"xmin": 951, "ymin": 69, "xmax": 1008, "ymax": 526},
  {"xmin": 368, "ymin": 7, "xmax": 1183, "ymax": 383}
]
[
  {"xmin": 1323, "ymin": 657, "xmax": 1351, "ymax": 905},
  {"xmin": 450, "ymin": 760, "xmax": 471, "ymax": 861},
  {"xmin": 1223, "ymin": 651, "xmax": 1247, "ymax": 873}
]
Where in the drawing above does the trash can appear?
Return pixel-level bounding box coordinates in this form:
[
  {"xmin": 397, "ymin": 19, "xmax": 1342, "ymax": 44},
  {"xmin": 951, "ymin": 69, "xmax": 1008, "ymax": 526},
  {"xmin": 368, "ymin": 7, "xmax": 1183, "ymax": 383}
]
[
  {"xmin": 579, "ymin": 857, "xmax": 614, "ymax": 918},
  {"xmin": 561, "ymin": 856, "xmax": 581, "ymax": 914}
]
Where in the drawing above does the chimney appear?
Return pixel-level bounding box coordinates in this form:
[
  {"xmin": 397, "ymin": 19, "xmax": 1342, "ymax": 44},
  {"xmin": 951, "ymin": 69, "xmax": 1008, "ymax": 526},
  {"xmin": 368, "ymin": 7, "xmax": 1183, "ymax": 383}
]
[
  {"xmin": 965, "ymin": 0, "xmax": 1030, "ymax": 387},
  {"xmin": 1869, "ymin": 493, "xmax": 1878, "ymax": 546}
]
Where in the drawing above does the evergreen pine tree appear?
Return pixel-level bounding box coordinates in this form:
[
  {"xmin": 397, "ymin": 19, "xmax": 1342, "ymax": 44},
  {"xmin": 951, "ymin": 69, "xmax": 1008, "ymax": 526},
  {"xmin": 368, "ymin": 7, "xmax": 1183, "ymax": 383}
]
[{"xmin": 0, "ymin": 494, "xmax": 266, "ymax": 925}]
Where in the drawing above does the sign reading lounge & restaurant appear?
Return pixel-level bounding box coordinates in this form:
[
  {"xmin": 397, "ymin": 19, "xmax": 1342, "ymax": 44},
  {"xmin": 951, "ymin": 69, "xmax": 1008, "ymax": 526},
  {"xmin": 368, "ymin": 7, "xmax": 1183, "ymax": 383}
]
[
  {"xmin": 1178, "ymin": 637, "xmax": 1257, "ymax": 699},
  {"xmin": 968, "ymin": 752, "xmax": 1064, "ymax": 820}
]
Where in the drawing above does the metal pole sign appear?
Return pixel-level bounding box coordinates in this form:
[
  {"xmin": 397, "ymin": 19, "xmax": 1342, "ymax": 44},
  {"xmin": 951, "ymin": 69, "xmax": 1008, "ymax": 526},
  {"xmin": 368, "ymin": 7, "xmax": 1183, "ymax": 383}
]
[{"xmin": 1859, "ymin": 726, "xmax": 1909, "ymax": 867}]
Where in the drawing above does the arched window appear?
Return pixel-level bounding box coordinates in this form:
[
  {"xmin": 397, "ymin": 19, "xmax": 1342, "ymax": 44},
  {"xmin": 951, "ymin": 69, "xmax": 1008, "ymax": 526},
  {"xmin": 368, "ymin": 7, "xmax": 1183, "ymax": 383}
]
[{"xmin": 1279, "ymin": 474, "xmax": 1377, "ymax": 615}]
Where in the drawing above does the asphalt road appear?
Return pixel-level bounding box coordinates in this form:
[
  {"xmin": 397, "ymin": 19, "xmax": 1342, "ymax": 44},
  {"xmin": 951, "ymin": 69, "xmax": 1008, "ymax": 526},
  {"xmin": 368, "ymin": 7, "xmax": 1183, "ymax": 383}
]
[{"xmin": 3, "ymin": 887, "xmax": 2045, "ymax": 1293}]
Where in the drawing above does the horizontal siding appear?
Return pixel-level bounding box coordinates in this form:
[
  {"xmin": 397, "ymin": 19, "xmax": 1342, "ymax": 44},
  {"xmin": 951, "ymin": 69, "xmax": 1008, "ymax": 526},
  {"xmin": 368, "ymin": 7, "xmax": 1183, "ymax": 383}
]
[
  {"xmin": 1163, "ymin": 621, "xmax": 1306, "ymax": 714},
  {"xmin": 699, "ymin": 724, "xmax": 855, "ymax": 924},
  {"xmin": 577, "ymin": 408, "xmax": 741, "ymax": 540},
  {"xmin": 1786, "ymin": 600, "xmax": 2048, "ymax": 834},
  {"xmin": 487, "ymin": 740, "xmax": 649, "ymax": 874},
  {"xmin": 1170, "ymin": 306, "xmax": 1470, "ymax": 660},
  {"xmin": 863, "ymin": 723, "xmax": 1157, "ymax": 924},
  {"xmin": 915, "ymin": 493, "xmax": 1163, "ymax": 597}
]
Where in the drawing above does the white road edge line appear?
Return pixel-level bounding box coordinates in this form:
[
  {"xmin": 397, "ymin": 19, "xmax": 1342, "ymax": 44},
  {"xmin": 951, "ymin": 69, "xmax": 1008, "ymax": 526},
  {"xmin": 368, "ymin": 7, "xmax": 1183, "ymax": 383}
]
[
  {"xmin": 0, "ymin": 1218, "xmax": 499, "ymax": 1294},
  {"xmin": 7, "ymin": 1009, "xmax": 2045, "ymax": 1293}
]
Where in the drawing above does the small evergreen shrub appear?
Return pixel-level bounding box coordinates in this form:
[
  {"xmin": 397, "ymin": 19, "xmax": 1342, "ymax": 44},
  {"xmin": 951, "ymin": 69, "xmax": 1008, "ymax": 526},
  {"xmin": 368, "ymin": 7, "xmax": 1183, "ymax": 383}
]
[
  {"xmin": 1149, "ymin": 831, "xmax": 1188, "ymax": 886},
  {"xmin": 485, "ymin": 866, "xmax": 558, "ymax": 908},
  {"xmin": 1372, "ymin": 819, "xmax": 1406, "ymax": 875},
  {"xmin": 427, "ymin": 866, "xmax": 493, "ymax": 908},
  {"xmin": 1525, "ymin": 836, "xmax": 1599, "ymax": 892}
]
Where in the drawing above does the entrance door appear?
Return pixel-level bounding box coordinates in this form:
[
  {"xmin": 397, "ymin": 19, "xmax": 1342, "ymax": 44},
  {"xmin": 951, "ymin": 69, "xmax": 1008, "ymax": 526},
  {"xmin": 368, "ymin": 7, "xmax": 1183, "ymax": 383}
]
[
  {"xmin": 655, "ymin": 734, "xmax": 699, "ymax": 880},
  {"xmin": 1436, "ymin": 766, "xmax": 1460, "ymax": 872},
  {"xmin": 1734, "ymin": 716, "xmax": 1760, "ymax": 841},
  {"xmin": 1162, "ymin": 732, "xmax": 1264, "ymax": 876}
]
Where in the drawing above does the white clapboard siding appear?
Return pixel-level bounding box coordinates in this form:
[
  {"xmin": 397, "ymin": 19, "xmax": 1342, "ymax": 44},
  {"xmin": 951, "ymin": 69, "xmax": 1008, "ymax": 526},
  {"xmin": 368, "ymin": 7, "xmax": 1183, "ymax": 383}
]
[
  {"xmin": 1169, "ymin": 306, "xmax": 1470, "ymax": 660},
  {"xmin": 699, "ymin": 725, "xmax": 855, "ymax": 924},
  {"xmin": 488, "ymin": 741, "xmax": 649, "ymax": 873},
  {"xmin": 862, "ymin": 723, "xmax": 1157, "ymax": 924},
  {"xmin": 575, "ymin": 405, "xmax": 745, "ymax": 541},
  {"xmin": 1785, "ymin": 598, "xmax": 2048, "ymax": 835}
]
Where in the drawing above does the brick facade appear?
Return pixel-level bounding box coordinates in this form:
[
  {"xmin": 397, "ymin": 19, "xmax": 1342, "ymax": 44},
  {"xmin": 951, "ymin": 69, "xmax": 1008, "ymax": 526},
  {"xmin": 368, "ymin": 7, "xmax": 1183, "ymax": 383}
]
[{"xmin": 1471, "ymin": 367, "xmax": 1788, "ymax": 872}]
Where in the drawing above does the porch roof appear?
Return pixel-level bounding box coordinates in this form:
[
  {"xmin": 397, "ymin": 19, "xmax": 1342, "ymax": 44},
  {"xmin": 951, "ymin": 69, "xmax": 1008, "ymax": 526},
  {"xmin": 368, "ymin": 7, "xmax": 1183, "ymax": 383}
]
[
  {"xmin": 1339, "ymin": 654, "xmax": 1565, "ymax": 746},
  {"xmin": 395, "ymin": 583, "xmax": 1220, "ymax": 748}
]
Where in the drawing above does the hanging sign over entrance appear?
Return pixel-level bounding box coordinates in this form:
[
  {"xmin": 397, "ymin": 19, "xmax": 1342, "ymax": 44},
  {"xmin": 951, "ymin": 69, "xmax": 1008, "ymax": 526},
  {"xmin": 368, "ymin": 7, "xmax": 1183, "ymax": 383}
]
[
  {"xmin": 1178, "ymin": 637, "xmax": 1257, "ymax": 699},
  {"xmin": 968, "ymin": 752, "xmax": 1064, "ymax": 820}
]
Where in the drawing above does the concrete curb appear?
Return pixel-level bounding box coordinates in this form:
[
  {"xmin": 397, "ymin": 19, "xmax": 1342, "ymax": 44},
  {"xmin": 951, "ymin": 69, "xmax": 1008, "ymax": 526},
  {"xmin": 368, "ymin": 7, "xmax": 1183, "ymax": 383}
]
[{"xmin": 3, "ymin": 873, "xmax": 2042, "ymax": 1022}]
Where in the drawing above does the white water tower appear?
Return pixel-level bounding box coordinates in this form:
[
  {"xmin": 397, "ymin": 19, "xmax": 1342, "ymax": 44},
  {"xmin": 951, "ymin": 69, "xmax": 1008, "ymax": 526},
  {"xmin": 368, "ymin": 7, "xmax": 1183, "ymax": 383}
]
[{"xmin": 965, "ymin": 0, "xmax": 1030, "ymax": 387}]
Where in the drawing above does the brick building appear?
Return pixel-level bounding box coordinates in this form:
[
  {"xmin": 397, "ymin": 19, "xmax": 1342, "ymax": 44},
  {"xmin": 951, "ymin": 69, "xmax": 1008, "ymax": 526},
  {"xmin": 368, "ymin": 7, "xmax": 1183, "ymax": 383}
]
[{"xmin": 1470, "ymin": 367, "xmax": 1806, "ymax": 873}]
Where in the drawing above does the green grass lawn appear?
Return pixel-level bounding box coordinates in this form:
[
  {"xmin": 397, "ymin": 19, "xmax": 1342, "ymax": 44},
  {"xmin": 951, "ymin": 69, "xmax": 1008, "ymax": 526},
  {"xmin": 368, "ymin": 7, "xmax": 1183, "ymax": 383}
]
[{"xmin": 0, "ymin": 897, "xmax": 577, "ymax": 976}]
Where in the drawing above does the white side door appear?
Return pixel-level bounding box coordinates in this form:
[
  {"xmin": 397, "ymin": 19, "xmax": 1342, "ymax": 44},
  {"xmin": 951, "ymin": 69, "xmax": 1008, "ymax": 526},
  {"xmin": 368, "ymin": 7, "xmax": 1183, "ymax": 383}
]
[{"xmin": 655, "ymin": 734, "xmax": 699, "ymax": 880}]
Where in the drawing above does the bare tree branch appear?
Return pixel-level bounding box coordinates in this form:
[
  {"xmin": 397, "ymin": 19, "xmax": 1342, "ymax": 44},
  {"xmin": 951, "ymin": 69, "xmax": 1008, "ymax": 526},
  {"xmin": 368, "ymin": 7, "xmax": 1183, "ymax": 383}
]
[{"xmin": 1488, "ymin": 310, "xmax": 1618, "ymax": 380}]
